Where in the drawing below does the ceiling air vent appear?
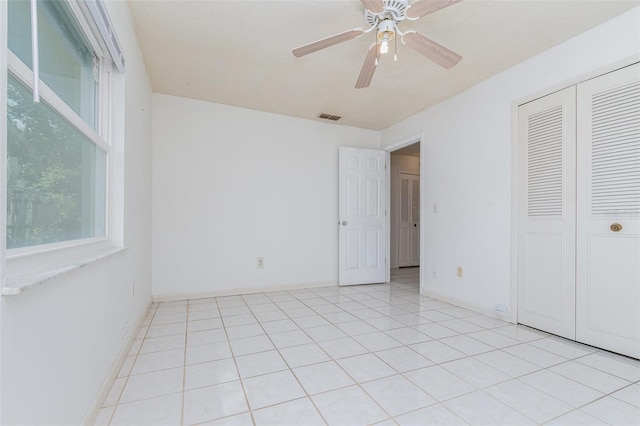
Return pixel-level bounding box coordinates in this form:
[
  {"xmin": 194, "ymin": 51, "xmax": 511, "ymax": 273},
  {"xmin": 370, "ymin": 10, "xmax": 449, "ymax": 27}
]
[{"xmin": 319, "ymin": 113, "xmax": 342, "ymax": 121}]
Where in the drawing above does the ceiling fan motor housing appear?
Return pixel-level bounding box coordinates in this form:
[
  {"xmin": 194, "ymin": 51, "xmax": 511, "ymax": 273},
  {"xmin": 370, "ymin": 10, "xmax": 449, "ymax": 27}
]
[{"xmin": 365, "ymin": 0, "xmax": 409, "ymax": 26}]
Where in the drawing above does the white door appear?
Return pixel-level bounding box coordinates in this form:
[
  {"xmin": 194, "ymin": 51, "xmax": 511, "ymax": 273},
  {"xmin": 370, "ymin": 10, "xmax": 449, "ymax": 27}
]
[
  {"xmin": 339, "ymin": 147, "xmax": 387, "ymax": 286},
  {"xmin": 576, "ymin": 63, "xmax": 640, "ymax": 359},
  {"xmin": 398, "ymin": 173, "xmax": 420, "ymax": 267},
  {"xmin": 517, "ymin": 86, "xmax": 577, "ymax": 340}
]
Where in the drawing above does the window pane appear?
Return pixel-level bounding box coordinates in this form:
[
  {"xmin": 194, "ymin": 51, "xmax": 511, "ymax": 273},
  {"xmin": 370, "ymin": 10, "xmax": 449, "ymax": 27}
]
[
  {"xmin": 8, "ymin": 0, "xmax": 99, "ymax": 130},
  {"xmin": 6, "ymin": 74, "xmax": 106, "ymax": 249}
]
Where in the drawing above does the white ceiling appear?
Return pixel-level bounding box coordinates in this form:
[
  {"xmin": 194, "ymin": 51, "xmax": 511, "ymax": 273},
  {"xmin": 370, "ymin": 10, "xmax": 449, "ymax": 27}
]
[{"xmin": 128, "ymin": 0, "xmax": 638, "ymax": 131}]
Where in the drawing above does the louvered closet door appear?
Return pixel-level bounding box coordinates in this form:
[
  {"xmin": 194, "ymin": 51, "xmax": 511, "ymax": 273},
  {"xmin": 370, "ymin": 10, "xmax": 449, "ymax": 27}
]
[
  {"xmin": 398, "ymin": 173, "xmax": 420, "ymax": 267},
  {"xmin": 518, "ymin": 86, "xmax": 577, "ymax": 340},
  {"xmin": 576, "ymin": 63, "xmax": 640, "ymax": 358}
]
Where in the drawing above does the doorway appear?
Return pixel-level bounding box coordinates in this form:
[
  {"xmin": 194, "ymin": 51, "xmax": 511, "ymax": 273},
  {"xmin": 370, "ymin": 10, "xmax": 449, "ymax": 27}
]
[{"xmin": 387, "ymin": 137, "xmax": 421, "ymax": 289}]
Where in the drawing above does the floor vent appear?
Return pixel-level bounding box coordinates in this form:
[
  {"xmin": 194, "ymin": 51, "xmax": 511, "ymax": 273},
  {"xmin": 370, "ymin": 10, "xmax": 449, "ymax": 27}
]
[{"xmin": 319, "ymin": 113, "xmax": 342, "ymax": 121}]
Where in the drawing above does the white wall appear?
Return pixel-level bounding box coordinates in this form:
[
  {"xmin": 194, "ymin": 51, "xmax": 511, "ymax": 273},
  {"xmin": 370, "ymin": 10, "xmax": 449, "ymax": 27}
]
[
  {"xmin": 152, "ymin": 95, "xmax": 380, "ymax": 298},
  {"xmin": 0, "ymin": 2, "xmax": 153, "ymax": 424},
  {"xmin": 390, "ymin": 154, "xmax": 420, "ymax": 268},
  {"xmin": 381, "ymin": 7, "xmax": 640, "ymax": 318}
]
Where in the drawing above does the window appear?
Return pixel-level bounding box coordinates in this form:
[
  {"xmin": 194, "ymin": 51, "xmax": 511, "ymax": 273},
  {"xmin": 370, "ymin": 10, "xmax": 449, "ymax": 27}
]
[{"xmin": 6, "ymin": 0, "xmax": 110, "ymax": 250}]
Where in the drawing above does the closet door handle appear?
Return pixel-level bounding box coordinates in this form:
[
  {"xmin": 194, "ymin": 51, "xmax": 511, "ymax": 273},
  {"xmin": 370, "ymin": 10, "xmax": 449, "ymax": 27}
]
[{"xmin": 610, "ymin": 223, "xmax": 622, "ymax": 232}]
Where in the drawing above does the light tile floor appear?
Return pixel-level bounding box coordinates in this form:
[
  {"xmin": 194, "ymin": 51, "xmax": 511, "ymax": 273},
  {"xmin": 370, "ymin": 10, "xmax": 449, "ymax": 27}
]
[{"xmin": 95, "ymin": 268, "xmax": 640, "ymax": 425}]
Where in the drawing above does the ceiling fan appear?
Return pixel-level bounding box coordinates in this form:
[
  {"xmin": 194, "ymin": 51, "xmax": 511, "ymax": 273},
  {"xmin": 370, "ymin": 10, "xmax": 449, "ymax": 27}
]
[{"xmin": 292, "ymin": 0, "xmax": 463, "ymax": 88}]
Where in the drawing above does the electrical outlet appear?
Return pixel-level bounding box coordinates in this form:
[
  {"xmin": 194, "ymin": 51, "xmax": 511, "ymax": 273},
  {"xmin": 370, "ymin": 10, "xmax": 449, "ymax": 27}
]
[
  {"xmin": 456, "ymin": 267, "xmax": 463, "ymax": 277},
  {"xmin": 495, "ymin": 304, "xmax": 509, "ymax": 312},
  {"xmin": 432, "ymin": 203, "xmax": 438, "ymax": 213},
  {"xmin": 257, "ymin": 257, "xmax": 264, "ymax": 268},
  {"xmin": 432, "ymin": 270, "xmax": 438, "ymax": 279}
]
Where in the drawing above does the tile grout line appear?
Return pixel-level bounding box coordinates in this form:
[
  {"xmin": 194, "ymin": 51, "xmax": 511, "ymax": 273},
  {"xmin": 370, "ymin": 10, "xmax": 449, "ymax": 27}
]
[
  {"xmin": 104, "ymin": 303, "xmax": 158, "ymax": 426},
  {"xmin": 218, "ymin": 296, "xmax": 258, "ymax": 426},
  {"xmin": 104, "ymin": 272, "xmax": 640, "ymax": 426},
  {"xmin": 247, "ymin": 288, "xmax": 353, "ymax": 425}
]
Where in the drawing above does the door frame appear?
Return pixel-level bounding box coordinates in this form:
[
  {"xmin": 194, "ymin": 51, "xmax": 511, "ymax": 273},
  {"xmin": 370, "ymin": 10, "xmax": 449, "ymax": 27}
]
[
  {"xmin": 509, "ymin": 56, "xmax": 639, "ymax": 325},
  {"xmin": 385, "ymin": 133, "xmax": 424, "ymax": 291}
]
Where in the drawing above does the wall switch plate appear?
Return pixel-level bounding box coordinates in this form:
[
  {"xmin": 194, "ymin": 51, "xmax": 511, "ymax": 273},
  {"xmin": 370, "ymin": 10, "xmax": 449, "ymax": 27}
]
[
  {"xmin": 456, "ymin": 267, "xmax": 463, "ymax": 277},
  {"xmin": 257, "ymin": 257, "xmax": 264, "ymax": 268}
]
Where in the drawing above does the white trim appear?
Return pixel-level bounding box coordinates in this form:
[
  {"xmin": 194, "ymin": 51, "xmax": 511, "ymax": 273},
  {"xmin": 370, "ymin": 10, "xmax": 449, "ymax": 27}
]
[
  {"xmin": 1, "ymin": 0, "xmax": 8, "ymax": 293},
  {"xmin": 153, "ymin": 281, "xmax": 338, "ymax": 303},
  {"xmin": 509, "ymin": 56, "xmax": 640, "ymax": 326},
  {"xmin": 100, "ymin": 62, "xmax": 113, "ymax": 238},
  {"xmin": 1, "ymin": 13, "xmax": 7, "ymax": 424},
  {"xmin": 82, "ymin": 300, "xmax": 152, "ymax": 426},
  {"xmin": 385, "ymin": 151, "xmax": 391, "ymax": 283},
  {"xmin": 8, "ymin": 51, "xmax": 110, "ymax": 153},
  {"xmin": 509, "ymin": 92, "xmax": 519, "ymax": 324},
  {"xmin": 419, "ymin": 139, "xmax": 425, "ymax": 295},
  {"xmin": 29, "ymin": 0, "xmax": 39, "ymax": 102},
  {"xmin": 83, "ymin": 0, "xmax": 125, "ymax": 73},
  {"xmin": 7, "ymin": 235, "xmax": 111, "ymax": 259},
  {"xmin": 384, "ymin": 132, "xmax": 423, "ymax": 152},
  {"xmin": 66, "ymin": 0, "xmax": 106, "ymax": 60}
]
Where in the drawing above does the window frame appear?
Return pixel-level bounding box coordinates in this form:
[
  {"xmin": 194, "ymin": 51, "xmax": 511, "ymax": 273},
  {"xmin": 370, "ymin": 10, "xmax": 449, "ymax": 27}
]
[
  {"xmin": 1, "ymin": 0, "xmax": 9, "ymax": 287},
  {"xmin": 5, "ymin": 0, "xmax": 115, "ymax": 258}
]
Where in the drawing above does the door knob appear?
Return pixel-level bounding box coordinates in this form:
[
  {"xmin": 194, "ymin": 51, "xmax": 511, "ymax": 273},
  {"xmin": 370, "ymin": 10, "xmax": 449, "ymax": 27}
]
[
  {"xmin": 413, "ymin": 223, "xmax": 417, "ymax": 227},
  {"xmin": 610, "ymin": 223, "xmax": 622, "ymax": 232},
  {"xmin": 341, "ymin": 221, "xmax": 347, "ymax": 226}
]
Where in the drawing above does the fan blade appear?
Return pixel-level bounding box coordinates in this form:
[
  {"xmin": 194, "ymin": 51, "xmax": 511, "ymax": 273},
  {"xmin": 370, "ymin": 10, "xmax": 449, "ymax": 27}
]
[
  {"xmin": 403, "ymin": 32, "xmax": 462, "ymax": 69},
  {"xmin": 361, "ymin": 0, "xmax": 385, "ymax": 13},
  {"xmin": 292, "ymin": 29, "xmax": 364, "ymax": 57},
  {"xmin": 406, "ymin": 0, "xmax": 462, "ymax": 19},
  {"xmin": 355, "ymin": 45, "xmax": 378, "ymax": 89}
]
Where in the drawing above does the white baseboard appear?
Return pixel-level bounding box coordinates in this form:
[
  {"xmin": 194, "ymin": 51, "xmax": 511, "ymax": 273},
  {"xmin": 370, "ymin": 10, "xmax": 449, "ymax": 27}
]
[
  {"xmin": 421, "ymin": 288, "xmax": 512, "ymax": 322},
  {"xmin": 153, "ymin": 281, "xmax": 338, "ymax": 303},
  {"xmin": 83, "ymin": 299, "xmax": 152, "ymax": 426}
]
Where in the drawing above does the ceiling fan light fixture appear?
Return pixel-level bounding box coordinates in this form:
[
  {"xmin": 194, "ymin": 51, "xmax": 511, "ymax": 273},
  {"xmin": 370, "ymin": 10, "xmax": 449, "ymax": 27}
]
[
  {"xmin": 380, "ymin": 35, "xmax": 389, "ymax": 54},
  {"xmin": 377, "ymin": 19, "xmax": 394, "ymax": 55},
  {"xmin": 377, "ymin": 19, "xmax": 396, "ymax": 44}
]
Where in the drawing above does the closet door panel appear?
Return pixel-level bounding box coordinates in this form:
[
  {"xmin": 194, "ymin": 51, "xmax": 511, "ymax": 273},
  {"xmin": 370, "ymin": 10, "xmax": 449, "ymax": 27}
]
[
  {"xmin": 576, "ymin": 63, "xmax": 640, "ymax": 359},
  {"xmin": 518, "ymin": 86, "xmax": 577, "ymax": 340}
]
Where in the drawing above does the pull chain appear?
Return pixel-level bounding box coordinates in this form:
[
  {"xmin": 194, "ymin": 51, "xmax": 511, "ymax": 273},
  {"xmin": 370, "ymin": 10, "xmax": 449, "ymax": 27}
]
[
  {"xmin": 394, "ymin": 31, "xmax": 398, "ymax": 62},
  {"xmin": 374, "ymin": 28, "xmax": 379, "ymax": 66}
]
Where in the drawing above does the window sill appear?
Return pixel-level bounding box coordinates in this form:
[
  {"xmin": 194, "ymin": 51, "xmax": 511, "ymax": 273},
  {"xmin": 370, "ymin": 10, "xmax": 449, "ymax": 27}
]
[{"xmin": 3, "ymin": 245, "xmax": 127, "ymax": 296}]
